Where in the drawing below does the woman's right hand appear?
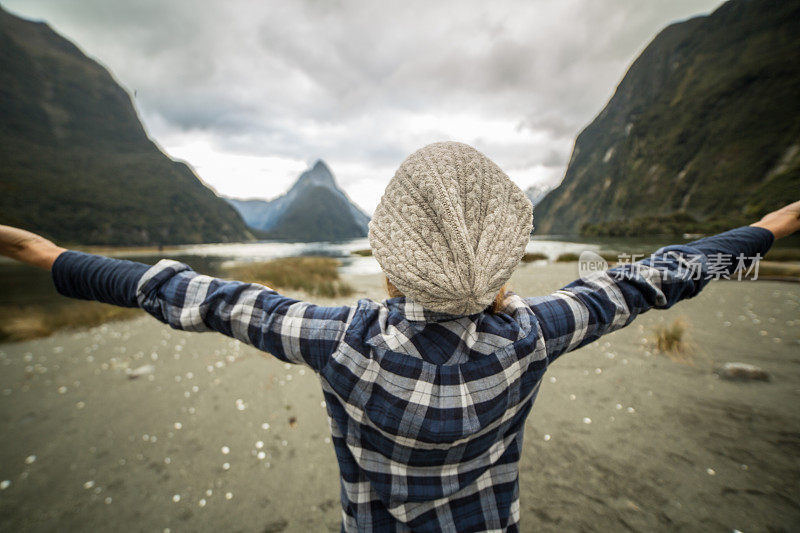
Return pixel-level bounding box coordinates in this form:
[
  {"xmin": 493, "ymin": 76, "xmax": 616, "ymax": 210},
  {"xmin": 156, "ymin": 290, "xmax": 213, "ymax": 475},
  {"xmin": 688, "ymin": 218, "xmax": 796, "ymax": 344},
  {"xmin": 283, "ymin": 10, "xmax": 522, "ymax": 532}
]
[{"xmin": 750, "ymin": 200, "xmax": 800, "ymax": 239}]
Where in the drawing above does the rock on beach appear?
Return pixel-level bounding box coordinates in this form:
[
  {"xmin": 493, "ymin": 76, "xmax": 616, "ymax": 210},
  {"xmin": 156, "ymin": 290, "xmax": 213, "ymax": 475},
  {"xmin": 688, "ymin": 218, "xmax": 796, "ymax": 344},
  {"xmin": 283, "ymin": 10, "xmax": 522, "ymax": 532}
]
[{"xmin": 714, "ymin": 362, "xmax": 771, "ymax": 382}]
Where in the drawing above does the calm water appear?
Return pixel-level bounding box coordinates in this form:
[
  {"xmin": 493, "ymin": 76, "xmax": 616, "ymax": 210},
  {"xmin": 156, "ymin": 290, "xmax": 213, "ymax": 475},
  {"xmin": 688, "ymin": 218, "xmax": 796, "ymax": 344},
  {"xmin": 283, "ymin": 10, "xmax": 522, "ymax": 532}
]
[{"xmin": 1, "ymin": 234, "xmax": 796, "ymax": 309}]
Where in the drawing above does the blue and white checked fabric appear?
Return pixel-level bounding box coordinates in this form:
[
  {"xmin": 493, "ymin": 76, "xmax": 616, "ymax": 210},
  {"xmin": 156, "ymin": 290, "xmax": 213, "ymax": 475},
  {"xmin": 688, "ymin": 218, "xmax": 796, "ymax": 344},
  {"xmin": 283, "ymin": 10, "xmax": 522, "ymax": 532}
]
[
  {"xmin": 131, "ymin": 243, "xmax": 718, "ymax": 532},
  {"xmin": 45, "ymin": 226, "xmax": 771, "ymax": 530}
]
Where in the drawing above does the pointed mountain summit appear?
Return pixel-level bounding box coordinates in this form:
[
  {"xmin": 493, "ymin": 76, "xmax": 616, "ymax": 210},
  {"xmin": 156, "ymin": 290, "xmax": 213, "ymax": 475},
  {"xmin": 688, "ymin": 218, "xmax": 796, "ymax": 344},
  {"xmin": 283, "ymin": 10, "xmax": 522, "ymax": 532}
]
[
  {"xmin": 227, "ymin": 161, "xmax": 370, "ymax": 242},
  {"xmin": 296, "ymin": 160, "xmax": 337, "ymax": 188}
]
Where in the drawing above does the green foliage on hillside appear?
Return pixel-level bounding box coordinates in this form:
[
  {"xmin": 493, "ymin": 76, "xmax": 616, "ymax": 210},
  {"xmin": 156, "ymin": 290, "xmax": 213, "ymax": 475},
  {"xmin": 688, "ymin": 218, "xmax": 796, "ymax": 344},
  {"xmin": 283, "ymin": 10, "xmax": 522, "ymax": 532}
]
[
  {"xmin": 579, "ymin": 211, "xmax": 753, "ymax": 237},
  {"xmin": 535, "ymin": 0, "xmax": 800, "ymax": 235},
  {"xmin": 0, "ymin": 7, "xmax": 252, "ymax": 245}
]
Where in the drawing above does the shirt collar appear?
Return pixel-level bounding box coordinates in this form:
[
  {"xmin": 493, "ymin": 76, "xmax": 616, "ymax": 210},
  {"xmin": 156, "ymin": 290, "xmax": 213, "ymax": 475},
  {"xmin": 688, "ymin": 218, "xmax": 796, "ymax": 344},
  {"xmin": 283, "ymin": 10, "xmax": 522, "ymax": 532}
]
[{"xmin": 383, "ymin": 296, "xmax": 487, "ymax": 323}]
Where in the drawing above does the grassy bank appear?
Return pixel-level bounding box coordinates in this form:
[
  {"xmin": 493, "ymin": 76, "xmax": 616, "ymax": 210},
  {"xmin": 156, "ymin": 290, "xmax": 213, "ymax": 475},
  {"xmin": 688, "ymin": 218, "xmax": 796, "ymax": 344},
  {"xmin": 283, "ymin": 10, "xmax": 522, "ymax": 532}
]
[
  {"xmin": 757, "ymin": 261, "xmax": 800, "ymax": 280},
  {"xmin": 222, "ymin": 256, "xmax": 354, "ymax": 298},
  {"xmin": 0, "ymin": 302, "xmax": 142, "ymax": 343}
]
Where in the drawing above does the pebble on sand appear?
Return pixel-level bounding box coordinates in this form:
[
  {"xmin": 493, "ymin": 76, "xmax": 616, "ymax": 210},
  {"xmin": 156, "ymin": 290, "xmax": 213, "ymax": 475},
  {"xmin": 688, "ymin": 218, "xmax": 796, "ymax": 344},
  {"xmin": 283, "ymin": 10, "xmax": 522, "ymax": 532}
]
[
  {"xmin": 127, "ymin": 365, "xmax": 155, "ymax": 379},
  {"xmin": 714, "ymin": 362, "xmax": 770, "ymax": 382}
]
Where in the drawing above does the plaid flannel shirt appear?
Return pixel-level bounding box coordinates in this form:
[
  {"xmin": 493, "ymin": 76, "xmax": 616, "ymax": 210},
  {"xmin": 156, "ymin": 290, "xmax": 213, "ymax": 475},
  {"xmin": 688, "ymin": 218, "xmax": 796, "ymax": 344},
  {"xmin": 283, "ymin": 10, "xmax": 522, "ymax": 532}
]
[{"xmin": 52, "ymin": 226, "xmax": 774, "ymax": 532}]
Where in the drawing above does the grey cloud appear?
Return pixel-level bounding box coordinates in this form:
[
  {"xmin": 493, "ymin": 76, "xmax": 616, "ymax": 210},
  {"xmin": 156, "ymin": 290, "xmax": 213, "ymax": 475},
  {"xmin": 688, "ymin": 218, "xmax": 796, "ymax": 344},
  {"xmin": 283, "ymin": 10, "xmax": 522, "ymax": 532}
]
[{"xmin": 4, "ymin": 0, "xmax": 724, "ymax": 196}]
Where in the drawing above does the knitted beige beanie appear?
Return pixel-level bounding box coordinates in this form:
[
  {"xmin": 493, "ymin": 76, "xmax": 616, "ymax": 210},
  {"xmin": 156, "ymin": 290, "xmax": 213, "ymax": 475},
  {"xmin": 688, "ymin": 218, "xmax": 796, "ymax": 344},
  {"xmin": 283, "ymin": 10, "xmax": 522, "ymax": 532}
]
[{"xmin": 368, "ymin": 141, "xmax": 533, "ymax": 315}]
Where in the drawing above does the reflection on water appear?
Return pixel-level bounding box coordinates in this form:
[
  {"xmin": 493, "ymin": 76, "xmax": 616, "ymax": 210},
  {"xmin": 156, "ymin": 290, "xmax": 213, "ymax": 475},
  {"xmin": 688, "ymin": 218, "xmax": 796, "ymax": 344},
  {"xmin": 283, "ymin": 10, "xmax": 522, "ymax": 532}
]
[{"xmin": 0, "ymin": 233, "xmax": 775, "ymax": 310}]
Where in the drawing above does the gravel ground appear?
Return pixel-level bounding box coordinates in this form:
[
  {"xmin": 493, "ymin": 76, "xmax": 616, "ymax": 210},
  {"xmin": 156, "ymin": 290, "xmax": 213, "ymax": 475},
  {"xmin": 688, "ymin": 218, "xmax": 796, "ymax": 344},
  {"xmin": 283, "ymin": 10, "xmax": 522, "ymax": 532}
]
[{"xmin": 0, "ymin": 263, "xmax": 798, "ymax": 532}]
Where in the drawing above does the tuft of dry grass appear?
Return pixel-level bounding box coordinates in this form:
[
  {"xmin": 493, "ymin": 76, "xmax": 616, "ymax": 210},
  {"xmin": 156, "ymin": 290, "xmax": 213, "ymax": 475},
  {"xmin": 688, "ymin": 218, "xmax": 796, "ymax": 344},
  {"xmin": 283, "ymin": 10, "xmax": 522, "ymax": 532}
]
[
  {"xmin": 0, "ymin": 302, "xmax": 142, "ymax": 343},
  {"xmin": 598, "ymin": 251, "xmax": 622, "ymax": 263},
  {"xmin": 224, "ymin": 256, "xmax": 354, "ymax": 298},
  {"xmin": 652, "ymin": 318, "xmax": 693, "ymax": 363},
  {"xmin": 555, "ymin": 252, "xmax": 580, "ymax": 262},
  {"xmin": 521, "ymin": 252, "xmax": 548, "ymax": 263},
  {"xmin": 351, "ymin": 249, "xmax": 373, "ymax": 257}
]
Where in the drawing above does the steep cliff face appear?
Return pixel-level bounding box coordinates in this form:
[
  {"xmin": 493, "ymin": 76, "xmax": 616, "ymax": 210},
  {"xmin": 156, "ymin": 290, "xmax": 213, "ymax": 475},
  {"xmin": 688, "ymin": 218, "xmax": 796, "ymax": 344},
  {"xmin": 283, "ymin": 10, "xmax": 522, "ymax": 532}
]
[
  {"xmin": 534, "ymin": 0, "xmax": 800, "ymax": 235},
  {"xmin": 227, "ymin": 160, "xmax": 370, "ymax": 242},
  {"xmin": 0, "ymin": 6, "xmax": 252, "ymax": 245}
]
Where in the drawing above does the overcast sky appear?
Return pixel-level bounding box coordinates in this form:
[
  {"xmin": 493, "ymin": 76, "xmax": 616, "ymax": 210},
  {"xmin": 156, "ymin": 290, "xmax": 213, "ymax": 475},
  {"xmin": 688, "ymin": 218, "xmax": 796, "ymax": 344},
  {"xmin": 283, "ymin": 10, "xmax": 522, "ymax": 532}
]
[{"xmin": 4, "ymin": 0, "xmax": 723, "ymax": 213}]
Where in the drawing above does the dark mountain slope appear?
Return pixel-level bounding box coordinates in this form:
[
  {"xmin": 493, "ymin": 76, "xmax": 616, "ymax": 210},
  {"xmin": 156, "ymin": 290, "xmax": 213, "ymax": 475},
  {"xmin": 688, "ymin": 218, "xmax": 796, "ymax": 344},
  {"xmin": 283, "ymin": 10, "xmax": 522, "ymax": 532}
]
[
  {"xmin": 534, "ymin": 0, "xmax": 800, "ymax": 235},
  {"xmin": 0, "ymin": 6, "xmax": 252, "ymax": 245}
]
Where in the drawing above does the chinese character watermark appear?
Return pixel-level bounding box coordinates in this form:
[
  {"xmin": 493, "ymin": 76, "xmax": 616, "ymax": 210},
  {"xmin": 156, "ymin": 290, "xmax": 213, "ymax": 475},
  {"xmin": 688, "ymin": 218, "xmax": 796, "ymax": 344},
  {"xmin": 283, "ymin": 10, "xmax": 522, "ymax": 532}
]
[{"xmin": 573, "ymin": 250, "xmax": 762, "ymax": 281}]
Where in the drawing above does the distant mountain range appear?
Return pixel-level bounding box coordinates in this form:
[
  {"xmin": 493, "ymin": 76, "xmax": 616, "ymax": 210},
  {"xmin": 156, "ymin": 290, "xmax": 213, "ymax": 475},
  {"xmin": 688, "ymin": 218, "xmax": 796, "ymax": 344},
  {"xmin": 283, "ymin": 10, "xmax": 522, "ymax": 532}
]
[
  {"xmin": 534, "ymin": 0, "xmax": 800, "ymax": 235},
  {"xmin": 0, "ymin": 6, "xmax": 252, "ymax": 245},
  {"xmin": 525, "ymin": 183, "xmax": 553, "ymax": 207},
  {"xmin": 227, "ymin": 160, "xmax": 370, "ymax": 242}
]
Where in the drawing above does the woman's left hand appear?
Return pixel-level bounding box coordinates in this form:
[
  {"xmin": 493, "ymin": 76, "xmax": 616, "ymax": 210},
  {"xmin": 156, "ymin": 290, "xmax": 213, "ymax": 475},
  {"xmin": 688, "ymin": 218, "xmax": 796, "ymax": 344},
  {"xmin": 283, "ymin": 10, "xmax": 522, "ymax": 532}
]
[{"xmin": 0, "ymin": 225, "xmax": 66, "ymax": 270}]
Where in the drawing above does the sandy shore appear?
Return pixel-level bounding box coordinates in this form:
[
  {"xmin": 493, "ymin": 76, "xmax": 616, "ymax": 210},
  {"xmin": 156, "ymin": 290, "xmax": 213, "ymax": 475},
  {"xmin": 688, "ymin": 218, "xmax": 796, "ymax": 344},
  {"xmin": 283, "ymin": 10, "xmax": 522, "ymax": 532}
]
[{"xmin": 0, "ymin": 263, "xmax": 798, "ymax": 532}]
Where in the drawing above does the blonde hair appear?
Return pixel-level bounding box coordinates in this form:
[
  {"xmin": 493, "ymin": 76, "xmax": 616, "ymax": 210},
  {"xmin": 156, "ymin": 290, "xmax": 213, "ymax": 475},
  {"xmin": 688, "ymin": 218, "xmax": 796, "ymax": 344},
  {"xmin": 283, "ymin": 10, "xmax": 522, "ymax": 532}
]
[{"xmin": 384, "ymin": 277, "xmax": 509, "ymax": 314}]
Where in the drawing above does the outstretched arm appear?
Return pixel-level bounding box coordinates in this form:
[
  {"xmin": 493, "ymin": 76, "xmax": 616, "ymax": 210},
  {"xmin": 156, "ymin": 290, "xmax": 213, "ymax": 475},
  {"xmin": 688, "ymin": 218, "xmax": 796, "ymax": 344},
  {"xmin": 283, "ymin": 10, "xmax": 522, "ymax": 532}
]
[
  {"xmin": 749, "ymin": 199, "xmax": 800, "ymax": 238},
  {"xmin": 131, "ymin": 258, "xmax": 353, "ymax": 371},
  {"xmin": 0, "ymin": 226, "xmax": 352, "ymax": 372},
  {"xmin": 0, "ymin": 225, "xmax": 66, "ymax": 270},
  {"xmin": 525, "ymin": 201, "xmax": 799, "ymax": 364}
]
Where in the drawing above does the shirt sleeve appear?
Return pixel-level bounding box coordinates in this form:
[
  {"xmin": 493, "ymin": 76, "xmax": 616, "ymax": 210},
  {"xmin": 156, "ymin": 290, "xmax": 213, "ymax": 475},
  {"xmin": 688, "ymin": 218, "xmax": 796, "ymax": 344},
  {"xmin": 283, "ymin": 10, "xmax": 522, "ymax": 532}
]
[
  {"xmin": 524, "ymin": 225, "xmax": 774, "ymax": 364},
  {"xmin": 52, "ymin": 250, "xmax": 149, "ymax": 307},
  {"xmin": 52, "ymin": 251, "xmax": 354, "ymax": 371}
]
